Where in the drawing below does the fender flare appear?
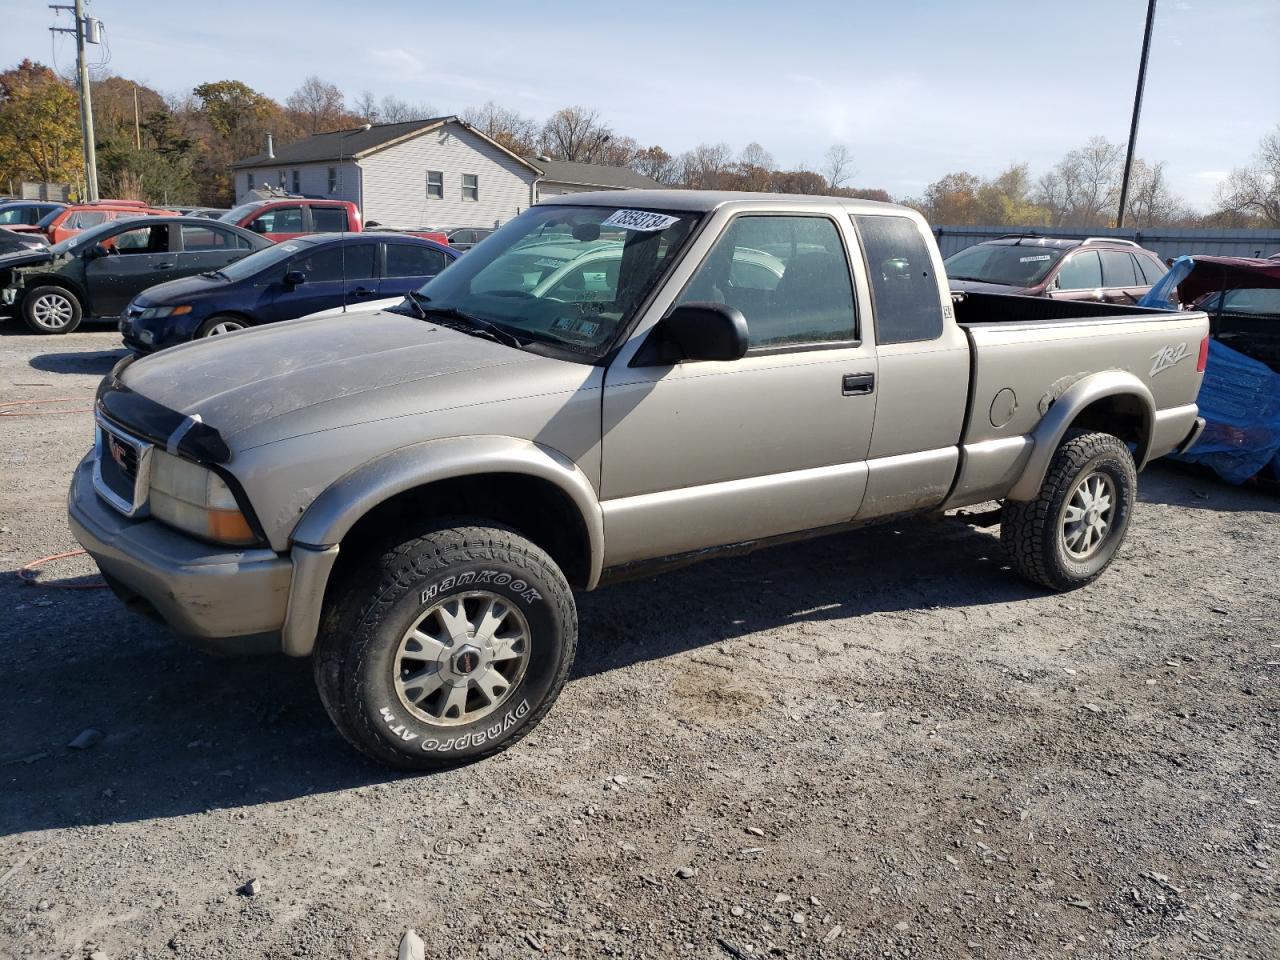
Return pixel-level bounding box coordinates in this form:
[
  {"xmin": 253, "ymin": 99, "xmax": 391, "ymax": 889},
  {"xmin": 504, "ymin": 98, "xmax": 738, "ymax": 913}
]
[
  {"xmin": 1005, "ymin": 370, "xmax": 1155, "ymax": 502},
  {"xmin": 281, "ymin": 436, "xmax": 604, "ymax": 657}
]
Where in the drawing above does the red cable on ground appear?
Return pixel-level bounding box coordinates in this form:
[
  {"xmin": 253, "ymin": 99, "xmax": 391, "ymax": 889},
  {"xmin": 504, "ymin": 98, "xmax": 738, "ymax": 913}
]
[
  {"xmin": 16, "ymin": 550, "xmax": 107, "ymax": 590},
  {"xmin": 0, "ymin": 397, "xmax": 93, "ymax": 417}
]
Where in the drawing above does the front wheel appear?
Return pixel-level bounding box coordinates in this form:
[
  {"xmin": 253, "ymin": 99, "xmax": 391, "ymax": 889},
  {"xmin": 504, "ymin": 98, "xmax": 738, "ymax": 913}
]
[
  {"xmin": 22, "ymin": 286, "xmax": 82, "ymax": 334},
  {"xmin": 1001, "ymin": 431, "xmax": 1137, "ymax": 591},
  {"xmin": 314, "ymin": 521, "xmax": 577, "ymax": 770},
  {"xmin": 197, "ymin": 314, "xmax": 250, "ymax": 338}
]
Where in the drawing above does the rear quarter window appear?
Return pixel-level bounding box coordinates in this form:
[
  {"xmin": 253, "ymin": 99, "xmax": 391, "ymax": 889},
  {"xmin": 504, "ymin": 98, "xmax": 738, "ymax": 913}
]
[{"xmin": 853, "ymin": 215, "xmax": 943, "ymax": 345}]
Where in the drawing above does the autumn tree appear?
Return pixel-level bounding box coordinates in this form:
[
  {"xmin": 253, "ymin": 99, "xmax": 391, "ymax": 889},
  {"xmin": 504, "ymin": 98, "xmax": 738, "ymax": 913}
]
[
  {"xmin": 462, "ymin": 101, "xmax": 539, "ymax": 155},
  {"xmin": 629, "ymin": 145, "xmax": 679, "ymax": 183},
  {"xmin": 1216, "ymin": 124, "xmax": 1280, "ymax": 226},
  {"xmin": 0, "ymin": 59, "xmax": 81, "ymax": 189},
  {"xmin": 285, "ymin": 75, "xmax": 351, "ymax": 134}
]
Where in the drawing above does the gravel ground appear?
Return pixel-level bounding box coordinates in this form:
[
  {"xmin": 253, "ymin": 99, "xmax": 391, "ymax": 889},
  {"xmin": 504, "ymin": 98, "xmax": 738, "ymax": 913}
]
[{"xmin": 1, "ymin": 325, "xmax": 1277, "ymax": 960}]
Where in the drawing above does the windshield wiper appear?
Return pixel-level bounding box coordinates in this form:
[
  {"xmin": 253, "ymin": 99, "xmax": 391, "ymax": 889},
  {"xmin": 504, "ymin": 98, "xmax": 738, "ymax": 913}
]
[
  {"xmin": 949, "ymin": 275, "xmax": 1010, "ymax": 284},
  {"xmin": 200, "ymin": 269, "xmax": 229, "ymax": 280},
  {"xmin": 418, "ymin": 301, "xmax": 527, "ymax": 349}
]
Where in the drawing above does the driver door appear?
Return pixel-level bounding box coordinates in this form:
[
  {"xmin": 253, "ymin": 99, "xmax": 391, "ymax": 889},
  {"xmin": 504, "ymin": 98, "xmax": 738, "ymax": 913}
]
[
  {"xmin": 599, "ymin": 211, "xmax": 878, "ymax": 568},
  {"xmin": 84, "ymin": 222, "xmax": 175, "ymax": 317}
]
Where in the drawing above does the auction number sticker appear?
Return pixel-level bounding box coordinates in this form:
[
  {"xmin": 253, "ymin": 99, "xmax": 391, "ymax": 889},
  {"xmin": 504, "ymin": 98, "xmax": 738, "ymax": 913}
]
[
  {"xmin": 601, "ymin": 209, "xmax": 680, "ymax": 232},
  {"xmin": 1019, "ymin": 254, "xmax": 1052, "ymax": 263}
]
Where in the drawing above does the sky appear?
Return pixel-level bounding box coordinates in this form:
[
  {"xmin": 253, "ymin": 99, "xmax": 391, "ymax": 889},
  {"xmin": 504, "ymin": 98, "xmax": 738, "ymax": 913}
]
[{"xmin": 3, "ymin": 0, "xmax": 1277, "ymax": 209}]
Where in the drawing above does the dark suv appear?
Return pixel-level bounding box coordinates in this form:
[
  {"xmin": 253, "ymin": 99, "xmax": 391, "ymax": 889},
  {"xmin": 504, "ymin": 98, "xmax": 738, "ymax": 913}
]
[{"xmin": 945, "ymin": 235, "xmax": 1168, "ymax": 303}]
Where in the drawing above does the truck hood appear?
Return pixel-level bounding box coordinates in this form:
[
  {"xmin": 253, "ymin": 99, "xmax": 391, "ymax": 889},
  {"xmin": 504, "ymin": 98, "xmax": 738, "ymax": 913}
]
[{"xmin": 118, "ymin": 310, "xmax": 582, "ymax": 450}]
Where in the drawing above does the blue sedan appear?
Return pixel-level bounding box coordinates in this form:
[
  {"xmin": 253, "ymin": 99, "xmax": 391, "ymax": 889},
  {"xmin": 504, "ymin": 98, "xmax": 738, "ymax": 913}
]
[{"xmin": 120, "ymin": 232, "xmax": 457, "ymax": 352}]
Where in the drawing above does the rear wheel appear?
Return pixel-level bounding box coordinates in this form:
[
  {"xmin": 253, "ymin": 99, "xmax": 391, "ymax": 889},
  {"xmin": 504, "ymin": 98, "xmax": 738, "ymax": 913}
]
[
  {"xmin": 22, "ymin": 286, "xmax": 82, "ymax": 334},
  {"xmin": 197, "ymin": 315, "xmax": 249, "ymax": 338},
  {"xmin": 314, "ymin": 521, "xmax": 577, "ymax": 770},
  {"xmin": 1001, "ymin": 431, "xmax": 1137, "ymax": 591}
]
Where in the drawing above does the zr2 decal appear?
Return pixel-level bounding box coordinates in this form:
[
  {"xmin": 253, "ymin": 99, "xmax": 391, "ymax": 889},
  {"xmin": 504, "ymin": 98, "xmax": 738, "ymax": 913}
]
[{"xmin": 1150, "ymin": 342, "xmax": 1190, "ymax": 377}]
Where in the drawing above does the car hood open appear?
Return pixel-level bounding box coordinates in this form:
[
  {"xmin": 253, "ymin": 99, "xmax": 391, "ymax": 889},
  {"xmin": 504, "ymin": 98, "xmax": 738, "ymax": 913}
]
[
  {"xmin": 0, "ymin": 247, "xmax": 53, "ymax": 271},
  {"xmin": 117, "ymin": 309, "xmax": 585, "ymax": 451}
]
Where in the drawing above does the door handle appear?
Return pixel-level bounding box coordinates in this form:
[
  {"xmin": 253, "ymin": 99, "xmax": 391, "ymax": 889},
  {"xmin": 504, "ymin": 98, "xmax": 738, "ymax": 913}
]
[
  {"xmin": 352, "ymin": 287, "xmax": 375, "ymax": 297},
  {"xmin": 156, "ymin": 262, "xmax": 174, "ymax": 269},
  {"xmin": 842, "ymin": 372, "xmax": 875, "ymax": 396}
]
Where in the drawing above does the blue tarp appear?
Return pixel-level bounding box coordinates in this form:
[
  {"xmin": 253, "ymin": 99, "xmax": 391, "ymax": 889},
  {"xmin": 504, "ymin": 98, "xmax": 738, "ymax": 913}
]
[
  {"xmin": 1169, "ymin": 339, "xmax": 1280, "ymax": 484},
  {"xmin": 1137, "ymin": 256, "xmax": 1195, "ymax": 308}
]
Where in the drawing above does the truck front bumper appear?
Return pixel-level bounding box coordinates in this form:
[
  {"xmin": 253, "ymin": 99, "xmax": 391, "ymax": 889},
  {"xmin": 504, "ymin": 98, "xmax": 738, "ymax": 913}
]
[{"xmin": 68, "ymin": 452, "xmax": 293, "ymax": 653}]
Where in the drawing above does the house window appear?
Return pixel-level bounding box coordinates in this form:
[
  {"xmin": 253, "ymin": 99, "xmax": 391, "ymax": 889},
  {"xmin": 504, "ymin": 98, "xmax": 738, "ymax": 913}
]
[
  {"xmin": 327, "ymin": 167, "xmax": 338, "ymax": 194},
  {"xmin": 291, "ymin": 169, "xmax": 301, "ymax": 193},
  {"xmin": 426, "ymin": 170, "xmax": 443, "ymax": 199},
  {"xmin": 247, "ymin": 173, "xmax": 255, "ymax": 191},
  {"xmin": 462, "ymin": 174, "xmax": 479, "ymax": 202}
]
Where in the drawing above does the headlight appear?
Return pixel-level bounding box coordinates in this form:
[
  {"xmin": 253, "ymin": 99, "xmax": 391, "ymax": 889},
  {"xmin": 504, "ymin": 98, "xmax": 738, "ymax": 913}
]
[
  {"xmin": 148, "ymin": 449, "xmax": 257, "ymax": 545},
  {"xmin": 138, "ymin": 304, "xmax": 192, "ymax": 320}
]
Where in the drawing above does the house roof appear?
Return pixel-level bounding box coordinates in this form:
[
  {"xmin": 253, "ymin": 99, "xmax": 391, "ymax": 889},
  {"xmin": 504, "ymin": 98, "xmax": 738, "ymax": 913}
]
[
  {"xmin": 232, "ymin": 117, "xmax": 542, "ymax": 173},
  {"xmin": 527, "ymin": 157, "xmax": 661, "ymax": 190}
]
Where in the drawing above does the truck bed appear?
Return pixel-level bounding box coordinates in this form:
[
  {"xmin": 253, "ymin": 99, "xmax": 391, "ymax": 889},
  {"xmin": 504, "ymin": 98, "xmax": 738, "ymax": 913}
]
[{"xmin": 952, "ymin": 290, "xmax": 1174, "ymax": 326}]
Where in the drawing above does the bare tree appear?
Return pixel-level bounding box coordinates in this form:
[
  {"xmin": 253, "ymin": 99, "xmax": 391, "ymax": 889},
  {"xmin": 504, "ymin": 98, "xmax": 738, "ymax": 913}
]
[
  {"xmin": 823, "ymin": 144, "xmax": 855, "ymax": 190},
  {"xmin": 1035, "ymin": 136, "xmax": 1124, "ymax": 227},
  {"xmin": 739, "ymin": 142, "xmax": 775, "ymax": 171},
  {"xmin": 462, "ymin": 101, "xmax": 539, "ymax": 155},
  {"xmin": 284, "ymin": 76, "xmax": 349, "ymax": 134},
  {"xmin": 1125, "ymin": 159, "xmax": 1189, "ymax": 227},
  {"xmin": 376, "ymin": 94, "xmax": 435, "ymax": 124},
  {"xmin": 540, "ymin": 106, "xmax": 613, "ymax": 162},
  {"xmin": 678, "ymin": 142, "xmax": 733, "ymax": 189},
  {"xmin": 352, "ymin": 89, "xmax": 379, "ymax": 123},
  {"xmin": 1216, "ymin": 124, "xmax": 1280, "ymax": 226}
]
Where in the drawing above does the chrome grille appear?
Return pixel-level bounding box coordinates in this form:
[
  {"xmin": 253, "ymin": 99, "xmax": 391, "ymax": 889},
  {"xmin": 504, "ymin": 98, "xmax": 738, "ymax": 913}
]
[{"xmin": 93, "ymin": 415, "xmax": 153, "ymax": 517}]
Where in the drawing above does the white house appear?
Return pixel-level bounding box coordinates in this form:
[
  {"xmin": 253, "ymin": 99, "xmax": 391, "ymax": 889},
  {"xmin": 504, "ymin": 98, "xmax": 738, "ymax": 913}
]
[{"xmin": 231, "ymin": 117, "xmax": 661, "ymax": 230}]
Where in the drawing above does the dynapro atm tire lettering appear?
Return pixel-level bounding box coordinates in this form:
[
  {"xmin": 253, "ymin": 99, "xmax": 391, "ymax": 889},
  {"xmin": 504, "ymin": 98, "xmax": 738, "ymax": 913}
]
[
  {"xmin": 420, "ymin": 570, "xmax": 543, "ymax": 606},
  {"xmin": 379, "ymin": 702, "xmax": 531, "ymax": 752}
]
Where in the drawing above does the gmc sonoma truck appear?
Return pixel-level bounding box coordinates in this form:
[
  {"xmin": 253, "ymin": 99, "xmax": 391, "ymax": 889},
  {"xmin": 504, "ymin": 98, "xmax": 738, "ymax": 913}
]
[{"xmin": 69, "ymin": 191, "xmax": 1209, "ymax": 769}]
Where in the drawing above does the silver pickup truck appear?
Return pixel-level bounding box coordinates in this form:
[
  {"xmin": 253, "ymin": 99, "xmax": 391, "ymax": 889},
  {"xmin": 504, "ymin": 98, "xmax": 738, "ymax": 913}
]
[{"xmin": 69, "ymin": 191, "xmax": 1209, "ymax": 769}]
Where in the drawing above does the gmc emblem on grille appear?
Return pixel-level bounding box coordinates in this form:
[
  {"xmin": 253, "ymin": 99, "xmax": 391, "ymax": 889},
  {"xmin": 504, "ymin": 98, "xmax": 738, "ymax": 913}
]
[{"xmin": 108, "ymin": 435, "xmax": 129, "ymax": 470}]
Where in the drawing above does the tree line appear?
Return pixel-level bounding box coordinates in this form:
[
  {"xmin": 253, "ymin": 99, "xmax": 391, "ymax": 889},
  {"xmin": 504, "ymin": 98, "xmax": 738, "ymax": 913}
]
[{"xmin": 1, "ymin": 59, "xmax": 1276, "ymax": 229}]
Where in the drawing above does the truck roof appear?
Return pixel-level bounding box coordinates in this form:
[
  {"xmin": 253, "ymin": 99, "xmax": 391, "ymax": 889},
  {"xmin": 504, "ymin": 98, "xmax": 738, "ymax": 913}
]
[{"xmin": 548, "ymin": 188, "xmax": 908, "ymax": 216}]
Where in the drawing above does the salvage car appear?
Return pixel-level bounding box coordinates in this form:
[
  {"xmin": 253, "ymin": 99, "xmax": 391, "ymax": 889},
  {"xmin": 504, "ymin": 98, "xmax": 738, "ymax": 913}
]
[
  {"xmin": 70, "ymin": 191, "xmax": 1208, "ymax": 770},
  {"xmin": 120, "ymin": 232, "xmax": 456, "ymax": 350},
  {"xmin": 945, "ymin": 235, "xmax": 1168, "ymax": 303},
  {"xmin": 1, "ymin": 216, "xmax": 270, "ymax": 333},
  {"xmin": 0, "ymin": 199, "xmax": 65, "ymax": 229}
]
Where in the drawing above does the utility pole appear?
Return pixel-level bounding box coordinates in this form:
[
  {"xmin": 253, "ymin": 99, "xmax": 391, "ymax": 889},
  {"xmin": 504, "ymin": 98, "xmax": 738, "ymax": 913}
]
[
  {"xmin": 1116, "ymin": 0, "xmax": 1157, "ymax": 229},
  {"xmin": 133, "ymin": 84, "xmax": 141, "ymax": 150},
  {"xmin": 50, "ymin": 0, "xmax": 100, "ymax": 201}
]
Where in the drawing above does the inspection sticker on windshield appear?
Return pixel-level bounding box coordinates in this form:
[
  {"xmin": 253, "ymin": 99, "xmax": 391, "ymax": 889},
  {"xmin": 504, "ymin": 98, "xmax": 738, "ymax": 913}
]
[
  {"xmin": 601, "ymin": 209, "xmax": 680, "ymax": 232},
  {"xmin": 1019, "ymin": 254, "xmax": 1052, "ymax": 263}
]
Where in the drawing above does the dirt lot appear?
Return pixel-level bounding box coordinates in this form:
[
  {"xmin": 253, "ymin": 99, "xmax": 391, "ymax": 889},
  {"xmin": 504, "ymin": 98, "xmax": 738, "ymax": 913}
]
[{"xmin": 1, "ymin": 324, "xmax": 1277, "ymax": 960}]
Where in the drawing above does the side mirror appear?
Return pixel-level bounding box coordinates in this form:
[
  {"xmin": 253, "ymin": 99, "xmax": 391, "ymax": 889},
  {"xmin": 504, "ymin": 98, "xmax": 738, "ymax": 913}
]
[
  {"xmin": 648, "ymin": 302, "xmax": 749, "ymax": 363},
  {"xmin": 283, "ymin": 270, "xmax": 306, "ymax": 287},
  {"xmin": 365, "ymin": 220, "xmax": 381, "ymax": 228}
]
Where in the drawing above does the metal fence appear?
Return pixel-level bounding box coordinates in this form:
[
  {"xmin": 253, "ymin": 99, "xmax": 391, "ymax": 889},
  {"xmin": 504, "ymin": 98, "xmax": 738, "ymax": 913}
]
[
  {"xmin": 17, "ymin": 182, "xmax": 73, "ymax": 202},
  {"xmin": 932, "ymin": 224, "xmax": 1280, "ymax": 261}
]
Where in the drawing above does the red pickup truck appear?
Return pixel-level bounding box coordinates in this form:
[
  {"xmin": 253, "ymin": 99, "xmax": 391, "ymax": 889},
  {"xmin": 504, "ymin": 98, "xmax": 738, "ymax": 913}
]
[{"xmin": 219, "ymin": 199, "xmax": 448, "ymax": 245}]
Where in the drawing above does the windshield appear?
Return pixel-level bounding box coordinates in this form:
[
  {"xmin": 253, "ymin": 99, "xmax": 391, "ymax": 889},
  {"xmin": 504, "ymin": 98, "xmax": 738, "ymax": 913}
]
[
  {"xmin": 219, "ymin": 201, "xmax": 265, "ymax": 225},
  {"xmin": 36, "ymin": 207, "xmax": 65, "ymax": 229},
  {"xmin": 212, "ymin": 239, "xmax": 309, "ymax": 280},
  {"xmin": 944, "ymin": 244, "xmax": 1064, "ymax": 286},
  {"xmin": 410, "ymin": 204, "xmax": 699, "ymax": 360}
]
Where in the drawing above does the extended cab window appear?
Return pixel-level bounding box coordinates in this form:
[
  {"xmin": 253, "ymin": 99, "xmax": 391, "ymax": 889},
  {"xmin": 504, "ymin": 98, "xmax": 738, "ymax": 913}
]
[
  {"xmin": 678, "ymin": 215, "xmax": 856, "ymax": 349},
  {"xmin": 854, "ymin": 215, "xmax": 943, "ymax": 344},
  {"xmin": 311, "ymin": 206, "xmax": 348, "ymax": 232},
  {"xmin": 1056, "ymin": 251, "xmax": 1102, "ymax": 290}
]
